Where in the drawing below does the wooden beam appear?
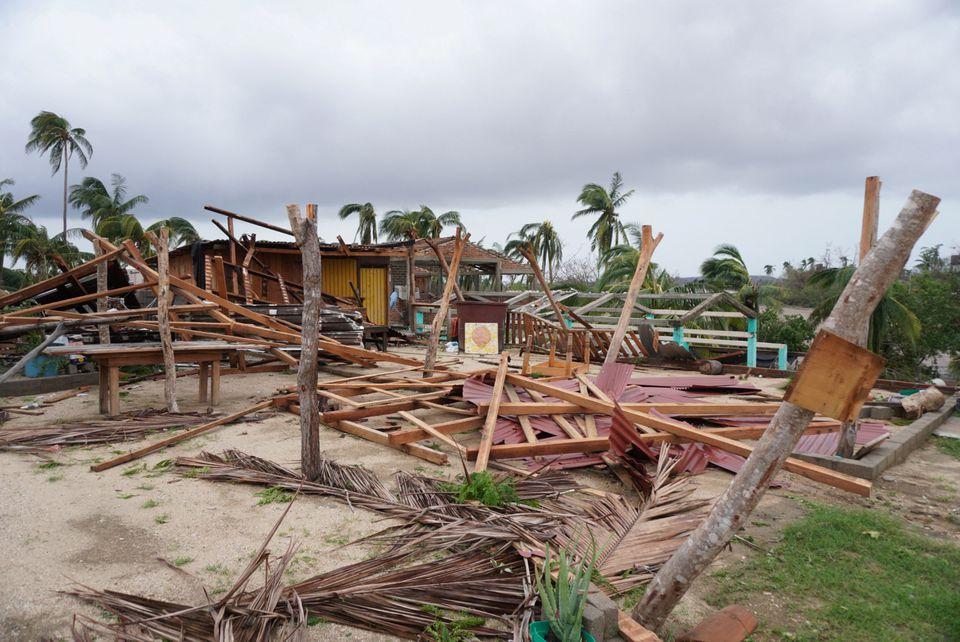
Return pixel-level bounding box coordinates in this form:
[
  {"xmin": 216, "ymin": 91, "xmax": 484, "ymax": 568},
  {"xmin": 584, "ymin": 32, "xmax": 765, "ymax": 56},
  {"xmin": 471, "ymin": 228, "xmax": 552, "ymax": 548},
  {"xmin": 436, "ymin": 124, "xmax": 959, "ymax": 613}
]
[
  {"xmin": 466, "ymin": 437, "xmax": 608, "ymax": 460},
  {"xmin": 423, "ymin": 229, "xmax": 468, "ymax": 374},
  {"xmin": 204, "ymin": 204, "xmax": 295, "ymax": 236},
  {"xmin": 604, "ymin": 225, "xmax": 662, "ymax": 366},
  {"xmin": 90, "ymin": 400, "xmax": 273, "ymax": 472},
  {"xmin": 474, "ymin": 353, "xmax": 509, "ymax": 472}
]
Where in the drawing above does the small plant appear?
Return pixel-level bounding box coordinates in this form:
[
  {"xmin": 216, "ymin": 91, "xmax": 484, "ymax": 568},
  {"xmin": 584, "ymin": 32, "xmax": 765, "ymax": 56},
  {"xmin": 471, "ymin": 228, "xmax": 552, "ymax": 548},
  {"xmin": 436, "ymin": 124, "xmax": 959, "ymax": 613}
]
[
  {"xmin": 46, "ymin": 474, "xmax": 64, "ymax": 482},
  {"xmin": 36, "ymin": 460, "xmax": 62, "ymax": 470},
  {"xmin": 536, "ymin": 543, "xmax": 598, "ymax": 642},
  {"xmin": 117, "ymin": 493, "xmax": 136, "ymax": 500},
  {"xmin": 135, "ymin": 484, "xmax": 154, "ymax": 491},
  {"xmin": 121, "ymin": 464, "xmax": 145, "ymax": 477},
  {"xmin": 154, "ymin": 514, "xmax": 170, "ymax": 524},
  {"xmin": 934, "ymin": 437, "xmax": 960, "ymax": 461},
  {"xmin": 441, "ymin": 471, "xmax": 521, "ymax": 507},
  {"xmin": 255, "ymin": 486, "xmax": 294, "ymax": 505},
  {"xmin": 173, "ymin": 556, "xmax": 193, "ymax": 567},
  {"xmin": 141, "ymin": 499, "xmax": 159, "ymax": 509},
  {"xmin": 421, "ymin": 604, "xmax": 484, "ymax": 642}
]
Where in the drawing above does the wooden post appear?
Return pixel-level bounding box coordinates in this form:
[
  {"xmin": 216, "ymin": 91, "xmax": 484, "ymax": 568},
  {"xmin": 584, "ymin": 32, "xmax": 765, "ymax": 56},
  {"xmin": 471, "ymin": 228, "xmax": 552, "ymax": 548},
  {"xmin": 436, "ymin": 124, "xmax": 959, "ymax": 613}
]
[
  {"xmin": 93, "ymin": 240, "xmax": 110, "ymax": 345},
  {"xmin": 423, "ymin": 229, "xmax": 468, "ymax": 375},
  {"xmin": 155, "ymin": 227, "xmax": 179, "ymax": 413},
  {"xmin": 838, "ymin": 176, "xmax": 882, "ymax": 457},
  {"xmin": 227, "ymin": 217, "xmax": 239, "ymax": 294},
  {"xmin": 423, "ymin": 237, "xmax": 464, "ymax": 301},
  {"xmin": 406, "ymin": 237, "xmax": 417, "ymax": 333},
  {"xmin": 633, "ymin": 190, "xmax": 940, "ymax": 630},
  {"xmin": 287, "ymin": 204, "xmax": 322, "ymax": 480},
  {"xmin": 603, "ymin": 225, "xmax": 662, "ymax": 368},
  {"xmin": 519, "ymin": 245, "xmax": 567, "ymax": 329}
]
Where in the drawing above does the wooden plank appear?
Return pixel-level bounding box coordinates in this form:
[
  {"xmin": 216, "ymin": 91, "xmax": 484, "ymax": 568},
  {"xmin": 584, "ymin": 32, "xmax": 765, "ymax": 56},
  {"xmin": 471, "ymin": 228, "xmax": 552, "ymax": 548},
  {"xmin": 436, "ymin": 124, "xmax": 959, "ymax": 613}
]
[
  {"xmin": 474, "ymin": 353, "xmax": 509, "ymax": 472},
  {"xmin": 784, "ymin": 330, "xmax": 885, "ymax": 422},
  {"xmin": 505, "ymin": 383, "xmax": 538, "ymax": 443},
  {"xmin": 387, "ymin": 416, "xmax": 483, "ymax": 445},
  {"xmin": 466, "ymin": 437, "xmax": 608, "ymax": 460},
  {"xmin": 479, "ymin": 401, "xmax": 781, "ymax": 417},
  {"xmin": 90, "ymin": 400, "xmax": 273, "ymax": 472},
  {"xmin": 0, "ymin": 247, "xmax": 124, "ymax": 308},
  {"xmin": 333, "ymin": 420, "xmax": 447, "ymax": 465},
  {"xmin": 396, "ymin": 411, "xmax": 466, "ymax": 454}
]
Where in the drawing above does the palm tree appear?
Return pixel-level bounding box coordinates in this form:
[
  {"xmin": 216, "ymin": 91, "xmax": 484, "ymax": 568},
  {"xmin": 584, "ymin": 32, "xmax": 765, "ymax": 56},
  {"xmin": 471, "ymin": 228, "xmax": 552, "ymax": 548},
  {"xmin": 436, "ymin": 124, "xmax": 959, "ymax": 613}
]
[
  {"xmin": 700, "ymin": 244, "xmax": 751, "ymax": 290},
  {"xmin": 809, "ymin": 266, "xmax": 920, "ymax": 353},
  {"xmin": 0, "ymin": 179, "xmax": 40, "ymax": 286},
  {"xmin": 915, "ymin": 244, "xmax": 945, "ymax": 272},
  {"xmin": 763, "ymin": 264, "xmax": 775, "ymax": 276},
  {"xmin": 146, "ymin": 217, "xmax": 200, "ymax": 249},
  {"xmin": 12, "ymin": 224, "xmax": 85, "ymax": 281},
  {"xmin": 380, "ymin": 206, "xmax": 463, "ymax": 241},
  {"xmin": 504, "ymin": 221, "xmax": 563, "ymax": 282},
  {"xmin": 572, "ymin": 171, "xmax": 635, "ymax": 264},
  {"xmin": 25, "ymin": 111, "xmax": 92, "ymax": 235},
  {"xmin": 338, "ymin": 202, "xmax": 379, "ymax": 244},
  {"xmin": 69, "ymin": 174, "xmax": 148, "ymax": 228}
]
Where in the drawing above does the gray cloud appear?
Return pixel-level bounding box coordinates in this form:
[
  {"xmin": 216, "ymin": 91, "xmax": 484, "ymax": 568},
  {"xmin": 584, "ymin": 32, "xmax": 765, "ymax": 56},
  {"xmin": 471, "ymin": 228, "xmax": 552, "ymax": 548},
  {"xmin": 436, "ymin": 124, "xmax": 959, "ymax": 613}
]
[{"xmin": 0, "ymin": 0, "xmax": 957, "ymax": 273}]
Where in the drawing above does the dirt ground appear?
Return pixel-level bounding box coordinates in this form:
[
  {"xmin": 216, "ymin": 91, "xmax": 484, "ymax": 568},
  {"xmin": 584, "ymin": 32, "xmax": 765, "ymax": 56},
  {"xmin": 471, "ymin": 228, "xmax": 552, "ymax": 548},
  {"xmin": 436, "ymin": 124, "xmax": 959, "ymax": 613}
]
[{"xmin": 0, "ymin": 350, "xmax": 957, "ymax": 640}]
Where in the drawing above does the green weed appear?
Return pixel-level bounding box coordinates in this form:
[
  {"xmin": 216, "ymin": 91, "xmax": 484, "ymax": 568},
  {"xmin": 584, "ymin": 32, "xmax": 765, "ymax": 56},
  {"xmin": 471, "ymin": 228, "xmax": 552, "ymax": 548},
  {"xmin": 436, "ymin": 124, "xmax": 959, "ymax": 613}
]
[
  {"xmin": 173, "ymin": 556, "xmax": 193, "ymax": 567},
  {"xmin": 255, "ymin": 486, "xmax": 293, "ymax": 505},
  {"xmin": 154, "ymin": 514, "xmax": 170, "ymax": 524},
  {"xmin": 141, "ymin": 499, "xmax": 159, "ymax": 509},
  {"xmin": 934, "ymin": 437, "xmax": 960, "ymax": 460}
]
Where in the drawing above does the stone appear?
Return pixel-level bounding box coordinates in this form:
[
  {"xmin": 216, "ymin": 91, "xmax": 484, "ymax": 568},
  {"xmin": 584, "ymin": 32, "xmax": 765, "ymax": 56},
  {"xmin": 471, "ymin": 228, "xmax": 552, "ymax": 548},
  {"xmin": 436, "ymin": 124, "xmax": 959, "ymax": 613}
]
[{"xmin": 870, "ymin": 406, "xmax": 894, "ymax": 420}]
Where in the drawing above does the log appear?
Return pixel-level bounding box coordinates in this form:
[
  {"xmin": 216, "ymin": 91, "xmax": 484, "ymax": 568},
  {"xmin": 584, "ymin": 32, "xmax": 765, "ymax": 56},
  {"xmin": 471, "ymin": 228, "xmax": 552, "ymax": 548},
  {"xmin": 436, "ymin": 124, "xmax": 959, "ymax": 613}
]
[
  {"xmin": 154, "ymin": 228, "xmax": 179, "ymax": 413},
  {"xmin": 93, "ymin": 239, "xmax": 111, "ymax": 345},
  {"xmin": 633, "ymin": 189, "xmax": 941, "ymax": 629},
  {"xmin": 0, "ymin": 322, "xmax": 67, "ymax": 384},
  {"xmin": 423, "ymin": 229, "xmax": 468, "ymax": 374},
  {"xmin": 838, "ymin": 176, "xmax": 883, "ymax": 457},
  {"xmin": 604, "ymin": 225, "xmax": 662, "ymax": 367},
  {"xmin": 423, "ymin": 236, "xmax": 464, "ymax": 301},
  {"xmin": 287, "ymin": 204, "xmax": 322, "ymax": 480}
]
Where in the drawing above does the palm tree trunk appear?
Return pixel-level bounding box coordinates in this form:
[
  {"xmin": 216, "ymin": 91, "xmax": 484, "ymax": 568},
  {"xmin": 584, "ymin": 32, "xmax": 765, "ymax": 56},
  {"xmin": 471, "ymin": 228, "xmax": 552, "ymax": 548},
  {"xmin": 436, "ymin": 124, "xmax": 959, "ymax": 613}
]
[{"xmin": 62, "ymin": 155, "xmax": 68, "ymax": 236}]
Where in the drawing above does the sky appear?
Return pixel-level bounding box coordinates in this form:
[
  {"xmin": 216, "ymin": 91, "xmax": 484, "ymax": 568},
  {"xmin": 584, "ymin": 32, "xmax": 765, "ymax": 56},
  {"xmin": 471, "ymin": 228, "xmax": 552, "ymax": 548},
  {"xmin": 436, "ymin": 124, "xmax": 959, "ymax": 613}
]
[{"xmin": 1, "ymin": 0, "xmax": 958, "ymax": 275}]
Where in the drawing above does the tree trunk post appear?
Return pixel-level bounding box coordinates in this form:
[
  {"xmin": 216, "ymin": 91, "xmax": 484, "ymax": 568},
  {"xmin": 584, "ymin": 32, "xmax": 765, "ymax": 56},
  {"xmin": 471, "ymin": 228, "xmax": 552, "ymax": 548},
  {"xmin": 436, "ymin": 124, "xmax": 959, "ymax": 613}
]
[
  {"xmin": 93, "ymin": 240, "xmax": 111, "ymax": 345},
  {"xmin": 155, "ymin": 228, "xmax": 179, "ymax": 413},
  {"xmin": 633, "ymin": 190, "xmax": 940, "ymax": 630},
  {"xmin": 603, "ymin": 225, "xmax": 663, "ymax": 368},
  {"xmin": 62, "ymin": 155, "xmax": 68, "ymax": 236},
  {"xmin": 836, "ymin": 176, "xmax": 883, "ymax": 457},
  {"xmin": 423, "ymin": 228, "xmax": 468, "ymax": 375},
  {"xmin": 406, "ymin": 235, "xmax": 417, "ymax": 333},
  {"xmin": 424, "ymin": 237, "xmax": 465, "ymax": 301},
  {"xmin": 519, "ymin": 245, "xmax": 567, "ymax": 329},
  {"xmin": 287, "ymin": 204, "xmax": 322, "ymax": 480}
]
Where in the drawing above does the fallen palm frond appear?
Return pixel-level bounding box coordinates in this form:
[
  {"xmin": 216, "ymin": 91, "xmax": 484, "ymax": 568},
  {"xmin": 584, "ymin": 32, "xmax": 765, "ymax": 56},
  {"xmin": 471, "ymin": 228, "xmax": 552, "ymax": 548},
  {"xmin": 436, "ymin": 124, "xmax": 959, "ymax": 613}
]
[
  {"xmin": 66, "ymin": 501, "xmax": 307, "ymax": 642},
  {"xmin": 0, "ymin": 409, "xmax": 215, "ymax": 452}
]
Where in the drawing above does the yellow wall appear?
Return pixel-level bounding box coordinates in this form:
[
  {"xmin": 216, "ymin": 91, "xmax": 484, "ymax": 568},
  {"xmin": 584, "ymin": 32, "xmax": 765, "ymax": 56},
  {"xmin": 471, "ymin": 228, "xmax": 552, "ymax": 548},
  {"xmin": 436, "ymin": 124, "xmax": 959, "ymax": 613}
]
[
  {"xmin": 360, "ymin": 266, "xmax": 388, "ymax": 325},
  {"xmin": 322, "ymin": 258, "xmax": 358, "ymax": 299}
]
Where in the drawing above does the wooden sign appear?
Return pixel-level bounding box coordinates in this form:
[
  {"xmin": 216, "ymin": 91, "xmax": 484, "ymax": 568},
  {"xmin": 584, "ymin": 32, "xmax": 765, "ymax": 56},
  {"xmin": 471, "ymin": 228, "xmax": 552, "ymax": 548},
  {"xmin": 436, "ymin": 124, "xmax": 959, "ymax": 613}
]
[{"xmin": 784, "ymin": 330, "xmax": 885, "ymax": 422}]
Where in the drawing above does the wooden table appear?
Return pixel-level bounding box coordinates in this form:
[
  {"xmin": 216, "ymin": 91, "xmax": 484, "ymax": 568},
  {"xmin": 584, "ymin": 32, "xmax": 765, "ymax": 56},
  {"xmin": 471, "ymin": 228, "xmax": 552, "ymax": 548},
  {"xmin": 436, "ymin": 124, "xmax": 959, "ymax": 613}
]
[{"xmin": 45, "ymin": 342, "xmax": 265, "ymax": 416}]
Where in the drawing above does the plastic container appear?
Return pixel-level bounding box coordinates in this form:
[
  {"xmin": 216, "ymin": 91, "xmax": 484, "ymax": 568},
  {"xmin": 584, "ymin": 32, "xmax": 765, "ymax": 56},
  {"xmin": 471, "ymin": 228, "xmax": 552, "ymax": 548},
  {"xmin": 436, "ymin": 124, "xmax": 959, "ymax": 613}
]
[
  {"xmin": 455, "ymin": 301, "xmax": 509, "ymax": 352},
  {"xmin": 529, "ymin": 621, "xmax": 596, "ymax": 642}
]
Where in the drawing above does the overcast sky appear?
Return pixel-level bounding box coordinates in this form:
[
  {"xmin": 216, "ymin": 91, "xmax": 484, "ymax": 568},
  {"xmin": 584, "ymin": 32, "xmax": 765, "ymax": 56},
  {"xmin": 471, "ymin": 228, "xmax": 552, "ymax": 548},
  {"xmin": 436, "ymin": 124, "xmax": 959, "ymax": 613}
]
[{"xmin": 1, "ymin": 1, "xmax": 957, "ymax": 275}]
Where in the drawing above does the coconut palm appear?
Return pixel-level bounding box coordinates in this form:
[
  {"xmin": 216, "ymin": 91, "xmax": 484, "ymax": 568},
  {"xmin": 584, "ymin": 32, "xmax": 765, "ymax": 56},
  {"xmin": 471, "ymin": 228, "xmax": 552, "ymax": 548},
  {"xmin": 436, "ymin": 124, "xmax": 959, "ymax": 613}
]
[
  {"xmin": 915, "ymin": 244, "xmax": 946, "ymax": 272},
  {"xmin": 572, "ymin": 171, "xmax": 635, "ymax": 264},
  {"xmin": 68, "ymin": 174, "xmax": 148, "ymax": 228},
  {"xmin": 504, "ymin": 221, "xmax": 563, "ymax": 282},
  {"xmin": 338, "ymin": 202, "xmax": 379, "ymax": 244},
  {"xmin": 380, "ymin": 206, "xmax": 463, "ymax": 241},
  {"xmin": 146, "ymin": 217, "xmax": 200, "ymax": 249},
  {"xmin": 0, "ymin": 179, "xmax": 40, "ymax": 285},
  {"xmin": 700, "ymin": 244, "xmax": 751, "ymax": 290},
  {"xmin": 810, "ymin": 266, "xmax": 920, "ymax": 353},
  {"xmin": 25, "ymin": 111, "xmax": 92, "ymax": 235},
  {"xmin": 763, "ymin": 264, "xmax": 775, "ymax": 276},
  {"xmin": 12, "ymin": 224, "xmax": 85, "ymax": 281}
]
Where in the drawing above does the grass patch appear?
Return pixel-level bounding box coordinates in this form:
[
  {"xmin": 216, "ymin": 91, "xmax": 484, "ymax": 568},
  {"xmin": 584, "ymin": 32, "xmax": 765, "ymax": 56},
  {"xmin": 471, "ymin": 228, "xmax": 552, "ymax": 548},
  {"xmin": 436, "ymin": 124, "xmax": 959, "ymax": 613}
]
[
  {"xmin": 141, "ymin": 499, "xmax": 159, "ymax": 509},
  {"xmin": 172, "ymin": 556, "xmax": 193, "ymax": 567},
  {"xmin": 204, "ymin": 563, "xmax": 230, "ymax": 575},
  {"xmin": 709, "ymin": 502, "xmax": 960, "ymax": 641},
  {"xmin": 35, "ymin": 460, "xmax": 62, "ymax": 470},
  {"xmin": 135, "ymin": 484, "xmax": 154, "ymax": 491},
  {"xmin": 121, "ymin": 464, "xmax": 145, "ymax": 477},
  {"xmin": 255, "ymin": 486, "xmax": 294, "ymax": 505},
  {"xmin": 440, "ymin": 471, "xmax": 530, "ymax": 508},
  {"xmin": 117, "ymin": 493, "xmax": 136, "ymax": 500},
  {"xmin": 46, "ymin": 474, "xmax": 63, "ymax": 482},
  {"xmin": 154, "ymin": 514, "xmax": 170, "ymax": 524},
  {"xmin": 934, "ymin": 436, "xmax": 960, "ymax": 460}
]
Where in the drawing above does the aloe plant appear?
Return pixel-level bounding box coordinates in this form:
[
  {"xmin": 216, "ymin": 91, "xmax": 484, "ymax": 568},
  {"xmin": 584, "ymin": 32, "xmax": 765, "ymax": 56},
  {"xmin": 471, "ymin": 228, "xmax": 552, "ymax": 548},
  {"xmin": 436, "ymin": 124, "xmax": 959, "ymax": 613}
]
[{"xmin": 536, "ymin": 543, "xmax": 598, "ymax": 641}]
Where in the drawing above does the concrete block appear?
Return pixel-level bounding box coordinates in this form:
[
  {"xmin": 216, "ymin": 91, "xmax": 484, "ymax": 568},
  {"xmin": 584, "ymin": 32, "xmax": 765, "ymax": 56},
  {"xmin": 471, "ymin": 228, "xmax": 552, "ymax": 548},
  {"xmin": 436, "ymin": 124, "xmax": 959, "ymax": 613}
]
[
  {"xmin": 870, "ymin": 406, "xmax": 894, "ymax": 420},
  {"xmin": 587, "ymin": 589, "xmax": 620, "ymax": 637},
  {"xmin": 582, "ymin": 603, "xmax": 607, "ymax": 640}
]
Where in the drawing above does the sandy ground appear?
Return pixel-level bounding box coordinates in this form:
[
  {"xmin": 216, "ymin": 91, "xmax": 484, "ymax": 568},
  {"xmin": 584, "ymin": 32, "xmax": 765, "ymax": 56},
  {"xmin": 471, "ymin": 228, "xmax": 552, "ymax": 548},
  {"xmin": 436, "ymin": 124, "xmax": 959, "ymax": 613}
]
[{"xmin": 0, "ymin": 350, "xmax": 957, "ymax": 640}]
